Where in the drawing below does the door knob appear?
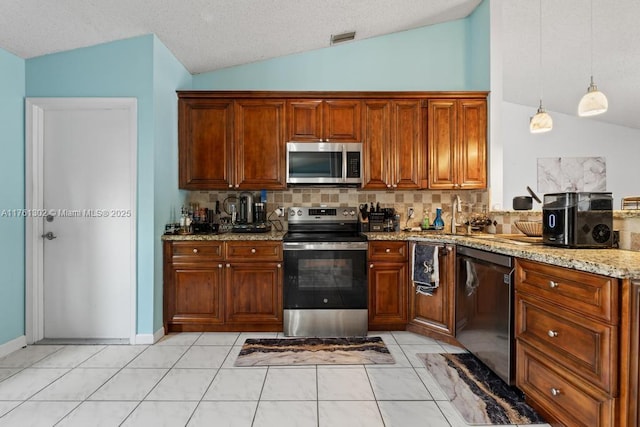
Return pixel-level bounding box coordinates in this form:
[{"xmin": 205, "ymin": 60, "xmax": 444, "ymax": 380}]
[{"xmin": 42, "ymin": 231, "xmax": 57, "ymax": 240}]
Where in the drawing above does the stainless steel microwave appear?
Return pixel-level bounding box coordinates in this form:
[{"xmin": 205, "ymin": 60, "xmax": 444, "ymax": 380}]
[{"xmin": 286, "ymin": 142, "xmax": 362, "ymax": 186}]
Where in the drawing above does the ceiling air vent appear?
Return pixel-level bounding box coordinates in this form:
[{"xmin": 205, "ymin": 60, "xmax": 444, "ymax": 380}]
[{"xmin": 330, "ymin": 31, "xmax": 356, "ymax": 45}]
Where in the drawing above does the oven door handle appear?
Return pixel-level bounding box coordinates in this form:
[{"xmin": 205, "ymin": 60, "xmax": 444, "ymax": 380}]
[{"xmin": 283, "ymin": 242, "xmax": 368, "ymax": 251}]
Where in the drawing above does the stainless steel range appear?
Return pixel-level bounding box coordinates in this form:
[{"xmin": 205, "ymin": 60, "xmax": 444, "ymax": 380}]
[{"xmin": 283, "ymin": 206, "xmax": 368, "ymax": 337}]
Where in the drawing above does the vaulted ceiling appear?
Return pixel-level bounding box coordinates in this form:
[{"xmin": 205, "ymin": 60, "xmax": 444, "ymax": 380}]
[{"xmin": 1, "ymin": 0, "xmax": 637, "ymax": 129}]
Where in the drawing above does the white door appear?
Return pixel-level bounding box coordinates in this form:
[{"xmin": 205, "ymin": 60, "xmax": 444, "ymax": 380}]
[{"xmin": 26, "ymin": 98, "xmax": 137, "ymax": 342}]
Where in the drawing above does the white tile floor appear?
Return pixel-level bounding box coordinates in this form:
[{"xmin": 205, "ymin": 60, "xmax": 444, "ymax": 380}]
[{"xmin": 0, "ymin": 331, "xmax": 551, "ymax": 427}]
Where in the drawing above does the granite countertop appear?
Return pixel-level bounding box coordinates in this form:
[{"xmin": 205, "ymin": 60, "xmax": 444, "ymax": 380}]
[
  {"xmin": 162, "ymin": 230, "xmax": 286, "ymax": 241},
  {"xmin": 162, "ymin": 229, "xmax": 640, "ymax": 279},
  {"xmin": 365, "ymin": 231, "xmax": 640, "ymax": 280}
]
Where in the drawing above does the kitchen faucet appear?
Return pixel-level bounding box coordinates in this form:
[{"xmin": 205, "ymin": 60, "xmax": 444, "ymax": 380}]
[{"xmin": 452, "ymin": 194, "xmax": 462, "ymax": 234}]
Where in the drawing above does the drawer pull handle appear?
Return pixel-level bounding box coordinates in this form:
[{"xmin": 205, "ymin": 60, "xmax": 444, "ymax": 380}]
[
  {"xmin": 550, "ymin": 388, "xmax": 561, "ymax": 396},
  {"xmin": 549, "ymin": 280, "xmax": 559, "ymax": 289},
  {"xmin": 251, "ymin": 248, "xmax": 256, "ymax": 254},
  {"xmin": 548, "ymin": 330, "xmax": 558, "ymax": 338},
  {"xmin": 385, "ymin": 248, "xmax": 391, "ymax": 253},
  {"xmin": 192, "ymin": 248, "xmax": 199, "ymax": 254}
]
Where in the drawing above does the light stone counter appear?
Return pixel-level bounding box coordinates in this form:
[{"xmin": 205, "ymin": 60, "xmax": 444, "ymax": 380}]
[
  {"xmin": 162, "ymin": 230, "xmax": 286, "ymax": 241},
  {"xmin": 161, "ymin": 229, "xmax": 640, "ymax": 279},
  {"xmin": 365, "ymin": 231, "xmax": 640, "ymax": 279}
]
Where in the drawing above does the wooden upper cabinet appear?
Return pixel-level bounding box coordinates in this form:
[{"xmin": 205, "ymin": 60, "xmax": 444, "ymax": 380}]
[
  {"xmin": 234, "ymin": 100, "xmax": 287, "ymax": 190},
  {"xmin": 287, "ymin": 99, "xmax": 361, "ymax": 142},
  {"xmin": 427, "ymin": 99, "xmax": 487, "ymax": 190},
  {"xmin": 178, "ymin": 99, "xmax": 234, "ymax": 189},
  {"xmin": 362, "ymin": 100, "xmax": 423, "ymax": 190}
]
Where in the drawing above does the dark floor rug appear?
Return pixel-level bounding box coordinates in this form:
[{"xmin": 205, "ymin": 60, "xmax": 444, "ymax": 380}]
[
  {"xmin": 234, "ymin": 336, "xmax": 395, "ymax": 366},
  {"xmin": 419, "ymin": 353, "xmax": 545, "ymax": 425}
]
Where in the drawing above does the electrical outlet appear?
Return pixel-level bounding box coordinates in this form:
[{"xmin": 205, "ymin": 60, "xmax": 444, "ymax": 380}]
[
  {"xmin": 407, "ymin": 207, "xmax": 415, "ymax": 219},
  {"xmin": 275, "ymin": 206, "xmax": 285, "ymax": 217}
]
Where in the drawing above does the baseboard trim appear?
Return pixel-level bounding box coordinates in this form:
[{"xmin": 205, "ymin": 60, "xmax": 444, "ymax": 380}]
[
  {"xmin": 0, "ymin": 335, "xmax": 27, "ymax": 358},
  {"xmin": 134, "ymin": 327, "xmax": 165, "ymax": 345}
]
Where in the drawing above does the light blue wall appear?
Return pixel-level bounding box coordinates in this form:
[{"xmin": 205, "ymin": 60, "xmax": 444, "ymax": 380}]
[
  {"xmin": 152, "ymin": 37, "xmax": 192, "ymax": 331},
  {"xmin": 466, "ymin": 0, "xmax": 490, "ymax": 89},
  {"xmin": 192, "ymin": 10, "xmax": 490, "ymax": 91},
  {"xmin": 0, "ymin": 48, "xmax": 26, "ymax": 345},
  {"xmin": 193, "ymin": 19, "xmax": 480, "ymax": 90},
  {"xmin": 26, "ymin": 35, "xmax": 157, "ymax": 335}
]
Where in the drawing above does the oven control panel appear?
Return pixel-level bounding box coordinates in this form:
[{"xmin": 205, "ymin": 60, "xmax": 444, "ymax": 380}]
[{"xmin": 288, "ymin": 206, "xmax": 358, "ymax": 223}]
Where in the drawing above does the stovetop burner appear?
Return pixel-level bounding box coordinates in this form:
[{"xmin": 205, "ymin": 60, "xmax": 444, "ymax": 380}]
[{"xmin": 284, "ymin": 206, "xmax": 366, "ymax": 242}]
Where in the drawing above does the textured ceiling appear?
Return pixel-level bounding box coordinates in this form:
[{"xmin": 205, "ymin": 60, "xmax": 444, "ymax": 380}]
[
  {"xmin": 1, "ymin": 0, "xmax": 637, "ymax": 129},
  {"xmin": 0, "ymin": 0, "xmax": 480, "ymax": 73},
  {"xmin": 501, "ymin": 0, "xmax": 640, "ymax": 130}
]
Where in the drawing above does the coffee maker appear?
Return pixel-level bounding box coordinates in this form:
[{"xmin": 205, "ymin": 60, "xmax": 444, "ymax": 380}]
[
  {"xmin": 237, "ymin": 192, "xmax": 254, "ymax": 224},
  {"xmin": 542, "ymin": 192, "xmax": 613, "ymax": 248}
]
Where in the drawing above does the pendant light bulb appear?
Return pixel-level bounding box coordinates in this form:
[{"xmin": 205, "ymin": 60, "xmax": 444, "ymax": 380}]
[
  {"xmin": 530, "ymin": 100, "xmax": 553, "ymax": 134},
  {"xmin": 578, "ymin": 76, "xmax": 608, "ymax": 117}
]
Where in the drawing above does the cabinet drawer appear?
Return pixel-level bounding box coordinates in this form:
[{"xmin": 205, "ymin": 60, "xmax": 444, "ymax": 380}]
[
  {"xmin": 171, "ymin": 242, "xmax": 224, "ymax": 262},
  {"xmin": 515, "ymin": 259, "xmax": 617, "ymax": 323},
  {"xmin": 225, "ymin": 241, "xmax": 282, "ymax": 262},
  {"xmin": 369, "ymin": 241, "xmax": 407, "ymax": 262},
  {"xmin": 517, "ymin": 342, "xmax": 614, "ymax": 427},
  {"xmin": 516, "ymin": 294, "xmax": 617, "ymax": 393}
]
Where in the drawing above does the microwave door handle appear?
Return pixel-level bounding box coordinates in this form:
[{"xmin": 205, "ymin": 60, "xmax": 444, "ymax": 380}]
[{"xmin": 342, "ymin": 144, "xmax": 347, "ymax": 183}]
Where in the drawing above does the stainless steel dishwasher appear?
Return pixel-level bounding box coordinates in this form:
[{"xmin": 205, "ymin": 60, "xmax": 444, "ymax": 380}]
[{"xmin": 455, "ymin": 246, "xmax": 515, "ymax": 385}]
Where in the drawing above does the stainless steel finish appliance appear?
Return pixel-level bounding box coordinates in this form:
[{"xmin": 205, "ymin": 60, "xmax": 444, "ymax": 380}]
[
  {"xmin": 456, "ymin": 246, "xmax": 515, "ymax": 385},
  {"xmin": 283, "ymin": 206, "xmax": 368, "ymax": 337},
  {"xmin": 286, "ymin": 142, "xmax": 362, "ymax": 186},
  {"xmin": 542, "ymin": 192, "xmax": 613, "ymax": 248}
]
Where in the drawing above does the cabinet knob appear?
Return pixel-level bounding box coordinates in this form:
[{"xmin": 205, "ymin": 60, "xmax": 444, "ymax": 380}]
[
  {"xmin": 387, "ymin": 184, "xmax": 391, "ymax": 188},
  {"xmin": 251, "ymin": 248, "xmax": 256, "ymax": 254},
  {"xmin": 370, "ymin": 264, "xmax": 374, "ymax": 269},
  {"xmin": 277, "ymin": 264, "xmax": 281, "ymax": 268},
  {"xmin": 392, "ymin": 184, "xmax": 397, "ymax": 188},
  {"xmin": 218, "ymin": 264, "xmax": 223, "ymax": 268},
  {"xmin": 228, "ymin": 184, "xmax": 233, "ymax": 188},
  {"xmin": 226, "ymin": 263, "xmax": 231, "ymax": 268},
  {"xmin": 548, "ymin": 330, "xmax": 558, "ymax": 338},
  {"xmin": 550, "ymin": 388, "xmax": 561, "ymax": 396},
  {"xmin": 549, "ymin": 280, "xmax": 559, "ymax": 289},
  {"xmin": 385, "ymin": 248, "xmax": 391, "ymax": 253},
  {"xmin": 192, "ymin": 248, "xmax": 199, "ymax": 254}
]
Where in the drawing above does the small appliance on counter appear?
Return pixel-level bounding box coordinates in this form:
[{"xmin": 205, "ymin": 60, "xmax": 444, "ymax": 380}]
[
  {"xmin": 231, "ymin": 192, "xmax": 272, "ymax": 233},
  {"xmin": 542, "ymin": 192, "xmax": 613, "ymax": 248}
]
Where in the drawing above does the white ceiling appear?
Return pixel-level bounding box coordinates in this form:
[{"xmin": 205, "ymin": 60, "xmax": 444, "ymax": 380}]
[{"xmin": 1, "ymin": 0, "xmax": 638, "ymax": 129}]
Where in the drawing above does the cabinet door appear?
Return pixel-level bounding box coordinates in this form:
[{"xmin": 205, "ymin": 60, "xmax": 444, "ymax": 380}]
[
  {"xmin": 323, "ymin": 100, "xmax": 362, "ymax": 142},
  {"xmin": 362, "ymin": 100, "xmax": 391, "ymax": 189},
  {"xmin": 457, "ymin": 99, "xmax": 487, "ymax": 189},
  {"xmin": 225, "ymin": 262, "xmax": 283, "ymax": 324},
  {"xmin": 427, "ymin": 99, "xmax": 457, "ymax": 189},
  {"xmin": 178, "ymin": 99, "xmax": 234, "ymax": 189},
  {"xmin": 391, "ymin": 100, "xmax": 423, "ymax": 190},
  {"xmin": 234, "ymin": 100, "xmax": 286, "ymax": 190},
  {"xmin": 287, "ymin": 100, "xmax": 323, "ymax": 141},
  {"xmin": 368, "ymin": 262, "xmax": 408, "ymax": 328},
  {"xmin": 172, "ymin": 266, "xmax": 225, "ymax": 324},
  {"xmin": 408, "ymin": 244, "xmax": 456, "ymax": 338}
]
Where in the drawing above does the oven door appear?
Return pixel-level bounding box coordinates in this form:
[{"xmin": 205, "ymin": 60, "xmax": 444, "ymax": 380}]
[{"xmin": 283, "ymin": 242, "xmax": 368, "ymax": 309}]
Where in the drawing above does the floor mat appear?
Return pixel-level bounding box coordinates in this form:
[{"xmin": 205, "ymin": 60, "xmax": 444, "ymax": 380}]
[
  {"xmin": 234, "ymin": 336, "xmax": 395, "ymax": 366},
  {"xmin": 418, "ymin": 353, "xmax": 545, "ymax": 425}
]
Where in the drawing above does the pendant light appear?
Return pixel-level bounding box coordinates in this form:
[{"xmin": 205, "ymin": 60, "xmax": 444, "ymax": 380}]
[
  {"xmin": 530, "ymin": 0, "xmax": 552, "ymax": 133},
  {"xmin": 578, "ymin": 0, "xmax": 608, "ymax": 117}
]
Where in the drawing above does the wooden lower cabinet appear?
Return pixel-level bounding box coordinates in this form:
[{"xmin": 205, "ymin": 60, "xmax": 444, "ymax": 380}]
[
  {"xmin": 515, "ymin": 259, "xmax": 620, "ymax": 427},
  {"xmin": 368, "ymin": 241, "xmax": 408, "ymax": 330},
  {"xmin": 225, "ymin": 262, "xmax": 282, "ymax": 324},
  {"xmin": 406, "ymin": 243, "xmax": 457, "ymax": 344},
  {"xmin": 164, "ymin": 240, "xmax": 283, "ymax": 332}
]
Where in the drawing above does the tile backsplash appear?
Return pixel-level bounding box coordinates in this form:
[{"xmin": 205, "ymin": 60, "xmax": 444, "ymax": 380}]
[
  {"xmin": 188, "ymin": 188, "xmax": 489, "ymax": 231},
  {"xmin": 186, "ymin": 189, "xmax": 640, "ymax": 251}
]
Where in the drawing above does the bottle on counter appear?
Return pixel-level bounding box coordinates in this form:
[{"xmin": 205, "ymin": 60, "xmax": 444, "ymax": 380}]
[
  {"xmin": 421, "ymin": 211, "xmax": 430, "ymax": 230},
  {"xmin": 433, "ymin": 208, "xmax": 445, "ymax": 230}
]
